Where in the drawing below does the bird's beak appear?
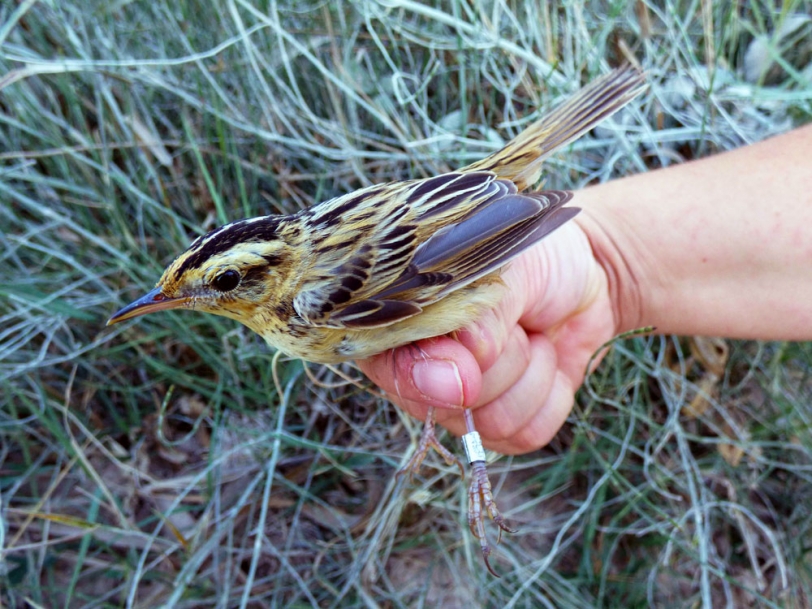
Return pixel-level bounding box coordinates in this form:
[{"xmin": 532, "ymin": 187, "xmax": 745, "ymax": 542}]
[{"xmin": 107, "ymin": 287, "xmax": 189, "ymax": 326}]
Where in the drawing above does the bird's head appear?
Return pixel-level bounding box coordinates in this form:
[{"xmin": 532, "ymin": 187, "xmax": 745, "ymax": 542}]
[{"xmin": 107, "ymin": 216, "xmax": 292, "ymax": 328}]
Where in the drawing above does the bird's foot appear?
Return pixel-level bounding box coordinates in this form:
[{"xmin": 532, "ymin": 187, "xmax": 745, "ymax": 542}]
[
  {"xmin": 397, "ymin": 406, "xmax": 465, "ymax": 482},
  {"xmin": 466, "ymin": 458, "xmax": 516, "ymax": 577}
]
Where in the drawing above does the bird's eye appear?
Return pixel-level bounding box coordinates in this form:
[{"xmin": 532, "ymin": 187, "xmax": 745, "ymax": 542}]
[{"xmin": 211, "ymin": 269, "xmax": 241, "ymax": 292}]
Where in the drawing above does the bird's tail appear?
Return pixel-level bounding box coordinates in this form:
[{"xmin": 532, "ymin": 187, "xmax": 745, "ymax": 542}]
[{"xmin": 463, "ymin": 65, "xmax": 646, "ymax": 190}]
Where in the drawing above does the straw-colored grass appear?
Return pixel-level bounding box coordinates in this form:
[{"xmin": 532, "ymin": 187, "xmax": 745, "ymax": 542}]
[{"xmin": 2, "ymin": 1, "xmax": 811, "ymax": 606}]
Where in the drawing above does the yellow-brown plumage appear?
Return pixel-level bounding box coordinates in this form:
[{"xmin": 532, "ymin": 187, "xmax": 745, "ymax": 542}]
[
  {"xmin": 108, "ymin": 65, "xmax": 646, "ymax": 575},
  {"xmin": 110, "ymin": 67, "xmax": 645, "ymax": 364}
]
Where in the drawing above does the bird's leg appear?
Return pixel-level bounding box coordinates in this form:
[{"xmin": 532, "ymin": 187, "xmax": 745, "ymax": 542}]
[
  {"xmin": 397, "ymin": 405, "xmax": 514, "ymax": 576},
  {"xmin": 398, "ymin": 406, "xmax": 465, "ymax": 481},
  {"xmin": 461, "ymin": 408, "xmax": 515, "ymax": 577}
]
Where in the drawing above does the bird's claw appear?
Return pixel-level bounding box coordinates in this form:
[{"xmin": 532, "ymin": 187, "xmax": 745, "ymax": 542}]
[
  {"xmin": 397, "ymin": 408, "xmax": 513, "ymax": 577},
  {"xmin": 397, "ymin": 407, "xmax": 465, "ymax": 481},
  {"xmin": 467, "ymin": 459, "xmax": 516, "ymax": 577}
]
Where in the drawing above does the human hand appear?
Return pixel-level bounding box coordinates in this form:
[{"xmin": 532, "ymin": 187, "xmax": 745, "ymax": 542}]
[
  {"xmin": 360, "ymin": 124, "xmax": 812, "ymax": 456},
  {"xmin": 357, "ymin": 209, "xmax": 622, "ymax": 455}
]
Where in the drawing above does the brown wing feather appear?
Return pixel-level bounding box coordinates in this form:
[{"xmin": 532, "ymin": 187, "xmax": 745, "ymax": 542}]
[
  {"xmin": 295, "ymin": 173, "xmax": 576, "ymax": 328},
  {"xmin": 294, "ymin": 173, "xmax": 504, "ymax": 327},
  {"xmin": 382, "ymin": 191, "xmax": 576, "ymax": 305},
  {"xmin": 292, "ymin": 69, "xmax": 643, "ymax": 328},
  {"xmin": 329, "ymin": 299, "xmax": 423, "ymax": 328}
]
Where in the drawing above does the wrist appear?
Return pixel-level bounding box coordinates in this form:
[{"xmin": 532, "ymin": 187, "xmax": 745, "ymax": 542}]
[{"xmin": 573, "ymin": 182, "xmax": 655, "ymax": 337}]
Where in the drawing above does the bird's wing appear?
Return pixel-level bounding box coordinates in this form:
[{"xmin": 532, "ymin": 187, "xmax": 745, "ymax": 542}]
[{"xmin": 293, "ymin": 171, "xmax": 576, "ymax": 329}]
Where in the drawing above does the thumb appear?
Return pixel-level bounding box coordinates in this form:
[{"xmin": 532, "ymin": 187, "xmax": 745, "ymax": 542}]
[{"xmin": 356, "ymin": 336, "xmax": 483, "ymax": 421}]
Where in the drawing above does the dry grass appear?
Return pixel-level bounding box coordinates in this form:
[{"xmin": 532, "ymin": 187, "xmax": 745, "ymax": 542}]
[{"xmin": 2, "ymin": 0, "xmax": 812, "ymax": 607}]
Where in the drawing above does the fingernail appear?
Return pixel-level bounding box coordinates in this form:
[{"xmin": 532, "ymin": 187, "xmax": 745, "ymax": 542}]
[{"xmin": 411, "ymin": 359, "xmax": 464, "ymax": 408}]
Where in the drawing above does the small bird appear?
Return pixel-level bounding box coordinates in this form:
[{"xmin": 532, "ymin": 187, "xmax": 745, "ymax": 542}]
[{"xmin": 109, "ymin": 65, "xmax": 646, "ymax": 575}]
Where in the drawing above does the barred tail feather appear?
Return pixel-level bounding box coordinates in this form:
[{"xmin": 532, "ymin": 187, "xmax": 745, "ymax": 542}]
[{"xmin": 463, "ymin": 65, "xmax": 646, "ymax": 190}]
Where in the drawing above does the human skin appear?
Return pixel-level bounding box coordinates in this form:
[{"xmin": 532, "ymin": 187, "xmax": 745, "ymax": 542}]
[{"xmin": 357, "ymin": 123, "xmax": 812, "ymax": 455}]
